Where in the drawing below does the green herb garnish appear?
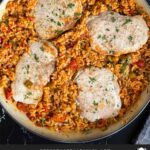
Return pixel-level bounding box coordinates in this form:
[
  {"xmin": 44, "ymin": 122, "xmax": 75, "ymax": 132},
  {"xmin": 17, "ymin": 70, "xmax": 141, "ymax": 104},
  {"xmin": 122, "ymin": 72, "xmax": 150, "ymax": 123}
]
[
  {"xmin": 128, "ymin": 35, "xmax": 133, "ymax": 42},
  {"xmin": 34, "ymin": 54, "xmax": 39, "ymax": 62},
  {"xmin": 40, "ymin": 46, "xmax": 44, "ymax": 51},
  {"xmin": 55, "ymin": 30, "xmax": 64, "ymax": 35},
  {"xmin": 89, "ymin": 77, "xmax": 96, "ymax": 84},
  {"xmin": 102, "ymin": 35, "xmax": 106, "ymax": 40},
  {"xmin": 115, "ymin": 27, "xmax": 119, "ymax": 32},
  {"xmin": 93, "ymin": 100, "xmax": 98, "ymax": 106},
  {"xmin": 24, "ymin": 92, "xmax": 32, "ymax": 99},
  {"xmin": 25, "ymin": 65, "xmax": 30, "ymax": 74},
  {"xmin": 122, "ymin": 18, "xmax": 132, "ymax": 26},
  {"xmin": 109, "ymin": 50, "xmax": 115, "ymax": 55},
  {"xmin": 57, "ymin": 21, "xmax": 62, "ymax": 26},
  {"xmin": 111, "ymin": 17, "xmax": 116, "ymax": 22},
  {"xmin": 67, "ymin": 3, "xmax": 75, "ymax": 8},
  {"xmin": 74, "ymin": 13, "xmax": 82, "ymax": 17},
  {"xmin": 41, "ymin": 118, "xmax": 46, "ymax": 127},
  {"xmin": 97, "ymin": 35, "xmax": 101, "ymax": 39},
  {"xmin": 50, "ymin": 18, "xmax": 56, "ymax": 23}
]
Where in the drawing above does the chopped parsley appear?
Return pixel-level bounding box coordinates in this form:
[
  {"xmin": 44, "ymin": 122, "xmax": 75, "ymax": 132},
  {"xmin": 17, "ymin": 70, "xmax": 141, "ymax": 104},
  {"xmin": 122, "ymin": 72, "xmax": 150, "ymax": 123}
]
[
  {"xmin": 115, "ymin": 27, "xmax": 119, "ymax": 32},
  {"xmin": 105, "ymin": 88, "xmax": 108, "ymax": 91},
  {"xmin": 111, "ymin": 17, "xmax": 116, "ymax": 22},
  {"xmin": 67, "ymin": 3, "xmax": 75, "ymax": 8},
  {"xmin": 55, "ymin": 30, "xmax": 64, "ymax": 35},
  {"xmin": 34, "ymin": 98, "xmax": 38, "ymax": 101},
  {"xmin": 102, "ymin": 35, "xmax": 106, "ymax": 40},
  {"xmin": 106, "ymin": 99, "xmax": 109, "ymax": 104},
  {"xmin": 128, "ymin": 35, "xmax": 133, "ymax": 42},
  {"xmin": 62, "ymin": 10, "xmax": 65, "ymax": 16},
  {"xmin": 50, "ymin": 18, "xmax": 56, "ymax": 23},
  {"xmin": 74, "ymin": 13, "xmax": 82, "ymax": 17},
  {"xmin": 122, "ymin": 18, "xmax": 132, "ymax": 26},
  {"xmin": 24, "ymin": 92, "xmax": 32, "ymax": 99},
  {"xmin": 34, "ymin": 54, "xmax": 39, "ymax": 62},
  {"xmin": 57, "ymin": 21, "xmax": 62, "ymax": 26},
  {"xmin": 97, "ymin": 34, "xmax": 107, "ymax": 40},
  {"xmin": 52, "ymin": 11, "xmax": 58, "ymax": 16},
  {"xmin": 110, "ymin": 12, "xmax": 114, "ymax": 15},
  {"xmin": 74, "ymin": 13, "xmax": 82, "ymax": 21},
  {"xmin": 109, "ymin": 50, "xmax": 115, "ymax": 55},
  {"xmin": 24, "ymin": 65, "xmax": 30, "ymax": 74},
  {"xmin": 93, "ymin": 100, "xmax": 98, "ymax": 106},
  {"xmin": 89, "ymin": 77, "xmax": 96, "ymax": 84},
  {"xmin": 97, "ymin": 35, "xmax": 101, "ymax": 39},
  {"xmin": 40, "ymin": 46, "xmax": 44, "ymax": 51},
  {"xmin": 80, "ymin": 40, "xmax": 86, "ymax": 48},
  {"xmin": 112, "ymin": 74, "xmax": 115, "ymax": 81},
  {"xmin": 41, "ymin": 118, "xmax": 46, "ymax": 127},
  {"xmin": 112, "ymin": 112, "xmax": 115, "ymax": 116}
]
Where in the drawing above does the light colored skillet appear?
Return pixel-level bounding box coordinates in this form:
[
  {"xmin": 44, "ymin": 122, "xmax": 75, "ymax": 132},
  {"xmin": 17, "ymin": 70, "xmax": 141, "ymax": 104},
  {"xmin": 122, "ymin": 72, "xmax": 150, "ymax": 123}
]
[{"xmin": 0, "ymin": 0, "xmax": 150, "ymax": 143}]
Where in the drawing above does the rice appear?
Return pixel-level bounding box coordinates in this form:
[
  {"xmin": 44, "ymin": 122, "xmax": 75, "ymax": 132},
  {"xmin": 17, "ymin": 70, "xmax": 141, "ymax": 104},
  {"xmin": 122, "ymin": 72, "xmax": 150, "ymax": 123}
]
[{"xmin": 0, "ymin": 0, "xmax": 150, "ymax": 133}]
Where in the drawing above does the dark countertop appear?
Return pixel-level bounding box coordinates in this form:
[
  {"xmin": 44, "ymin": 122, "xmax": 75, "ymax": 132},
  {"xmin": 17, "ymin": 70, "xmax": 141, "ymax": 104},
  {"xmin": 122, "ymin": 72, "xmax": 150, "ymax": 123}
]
[
  {"xmin": 0, "ymin": 103, "xmax": 149, "ymax": 144},
  {"xmin": 0, "ymin": 0, "xmax": 150, "ymax": 145}
]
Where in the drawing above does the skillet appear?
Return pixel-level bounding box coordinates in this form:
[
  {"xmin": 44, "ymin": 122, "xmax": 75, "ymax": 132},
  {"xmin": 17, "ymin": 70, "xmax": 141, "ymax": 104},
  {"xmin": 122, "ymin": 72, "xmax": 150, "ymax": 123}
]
[{"xmin": 0, "ymin": 0, "xmax": 150, "ymax": 143}]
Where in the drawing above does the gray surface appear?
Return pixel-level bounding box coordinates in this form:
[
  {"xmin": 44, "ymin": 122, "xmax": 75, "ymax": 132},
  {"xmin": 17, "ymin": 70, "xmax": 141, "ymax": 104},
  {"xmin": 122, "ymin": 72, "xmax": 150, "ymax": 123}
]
[{"xmin": 136, "ymin": 115, "xmax": 150, "ymax": 144}]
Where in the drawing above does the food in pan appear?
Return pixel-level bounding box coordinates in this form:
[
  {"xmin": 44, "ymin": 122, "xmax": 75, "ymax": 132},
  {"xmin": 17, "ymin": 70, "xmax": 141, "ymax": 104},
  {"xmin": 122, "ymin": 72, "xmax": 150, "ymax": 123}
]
[
  {"xmin": 11, "ymin": 41, "xmax": 57, "ymax": 104},
  {"xmin": 0, "ymin": 0, "xmax": 150, "ymax": 133},
  {"xmin": 87, "ymin": 11, "xmax": 149, "ymax": 55},
  {"xmin": 33, "ymin": 0, "xmax": 83, "ymax": 39},
  {"xmin": 75, "ymin": 67, "xmax": 121, "ymax": 122}
]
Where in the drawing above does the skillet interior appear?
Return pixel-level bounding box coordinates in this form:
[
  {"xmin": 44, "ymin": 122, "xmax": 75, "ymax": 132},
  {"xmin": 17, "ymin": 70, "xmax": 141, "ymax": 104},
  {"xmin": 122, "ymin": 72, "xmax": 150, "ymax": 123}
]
[{"xmin": 0, "ymin": 0, "xmax": 150, "ymax": 143}]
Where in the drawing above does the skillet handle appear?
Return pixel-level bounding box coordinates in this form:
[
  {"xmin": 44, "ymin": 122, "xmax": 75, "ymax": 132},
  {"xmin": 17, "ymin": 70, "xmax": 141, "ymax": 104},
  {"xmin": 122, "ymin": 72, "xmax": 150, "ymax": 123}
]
[{"xmin": 146, "ymin": 0, "xmax": 150, "ymax": 5}]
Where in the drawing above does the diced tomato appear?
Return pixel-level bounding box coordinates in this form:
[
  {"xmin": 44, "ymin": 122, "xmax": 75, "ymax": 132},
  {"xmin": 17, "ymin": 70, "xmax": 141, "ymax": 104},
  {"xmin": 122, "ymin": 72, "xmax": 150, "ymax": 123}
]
[
  {"xmin": 136, "ymin": 60, "xmax": 145, "ymax": 68},
  {"xmin": 17, "ymin": 23, "xmax": 24, "ymax": 28},
  {"xmin": 28, "ymin": 17, "xmax": 34, "ymax": 21},
  {"xmin": 0, "ymin": 37, "xmax": 3, "ymax": 44},
  {"xmin": 70, "ymin": 59, "xmax": 78, "ymax": 70},
  {"xmin": 5, "ymin": 88, "xmax": 12, "ymax": 100},
  {"xmin": 4, "ymin": 43, "xmax": 11, "ymax": 49},
  {"xmin": 17, "ymin": 102, "xmax": 27, "ymax": 112},
  {"xmin": 110, "ymin": 0, "xmax": 116, "ymax": 2},
  {"xmin": 129, "ymin": 9, "xmax": 134, "ymax": 15},
  {"xmin": 52, "ymin": 114, "xmax": 66, "ymax": 123},
  {"xmin": 98, "ymin": 119, "xmax": 107, "ymax": 128}
]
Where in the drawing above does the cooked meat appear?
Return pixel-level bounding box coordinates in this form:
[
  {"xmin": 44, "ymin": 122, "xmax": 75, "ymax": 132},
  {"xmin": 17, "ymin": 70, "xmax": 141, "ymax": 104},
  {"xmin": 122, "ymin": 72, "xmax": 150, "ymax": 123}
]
[
  {"xmin": 0, "ymin": 0, "xmax": 9, "ymax": 19},
  {"xmin": 11, "ymin": 41, "xmax": 57, "ymax": 104},
  {"xmin": 87, "ymin": 11, "xmax": 149, "ymax": 55},
  {"xmin": 33, "ymin": 0, "xmax": 83, "ymax": 39},
  {"xmin": 75, "ymin": 67, "xmax": 121, "ymax": 122}
]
